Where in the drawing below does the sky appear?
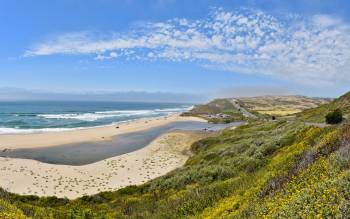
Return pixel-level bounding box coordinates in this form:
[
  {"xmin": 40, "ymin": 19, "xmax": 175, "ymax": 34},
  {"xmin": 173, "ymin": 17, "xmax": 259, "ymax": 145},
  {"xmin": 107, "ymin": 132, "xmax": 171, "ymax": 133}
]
[{"xmin": 1, "ymin": 0, "xmax": 350, "ymax": 101}]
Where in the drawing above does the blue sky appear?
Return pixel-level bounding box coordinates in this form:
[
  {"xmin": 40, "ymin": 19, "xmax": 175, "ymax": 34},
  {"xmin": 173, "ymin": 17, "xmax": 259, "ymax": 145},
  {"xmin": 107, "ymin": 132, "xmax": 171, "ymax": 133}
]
[{"xmin": 1, "ymin": 0, "xmax": 350, "ymax": 100}]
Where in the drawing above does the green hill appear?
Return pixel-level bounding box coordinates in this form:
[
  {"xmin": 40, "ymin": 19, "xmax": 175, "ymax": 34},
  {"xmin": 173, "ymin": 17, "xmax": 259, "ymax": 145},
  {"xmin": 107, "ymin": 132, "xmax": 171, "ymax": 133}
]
[
  {"xmin": 182, "ymin": 99, "xmax": 248, "ymax": 123},
  {"xmin": 183, "ymin": 96, "xmax": 330, "ymax": 123},
  {"xmin": 298, "ymin": 92, "xmax": 350, "ymax": 122},
  {"xmin": 1, "ymin": 119, "xmax": 350, "ymax": 218}
]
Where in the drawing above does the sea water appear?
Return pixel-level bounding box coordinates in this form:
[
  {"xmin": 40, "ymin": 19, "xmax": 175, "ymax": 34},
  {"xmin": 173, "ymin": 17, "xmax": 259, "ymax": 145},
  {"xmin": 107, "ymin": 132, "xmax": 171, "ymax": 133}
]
[
  {"xmin": 0, "ymin": 101, "xmax": 243, "ymax": 165},
  {"xmin": 0, "ymin": 101, "xmax": 192, "ymax": 134}
]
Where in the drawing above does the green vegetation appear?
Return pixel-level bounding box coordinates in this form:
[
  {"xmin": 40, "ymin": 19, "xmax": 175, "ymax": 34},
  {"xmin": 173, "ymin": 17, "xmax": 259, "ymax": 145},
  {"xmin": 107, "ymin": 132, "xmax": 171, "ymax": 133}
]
[
  {"xmin": 326, "ymin": 109, "xmax": 343, "ymax": 124},
  {"xmin": 1, "ymin": 93, "xmax": 349, "ymax": 218},
  {"xmin": 238, "ymin": 95, "xmax": 331, "ymax": 116},
  {"xmin": 182, "ymin": 98, "xmax": 246, "ymax": 123},
  {"xmin": 1, "ymin": 118, "xmax": 350, "ymax": 218},
  {"xmin": 298, "ymin": 91, "xmax": 350, "ymax": 123},
  {"xmin": 183, "ymin": 95, "xmax": 331, "ymax": 123}
]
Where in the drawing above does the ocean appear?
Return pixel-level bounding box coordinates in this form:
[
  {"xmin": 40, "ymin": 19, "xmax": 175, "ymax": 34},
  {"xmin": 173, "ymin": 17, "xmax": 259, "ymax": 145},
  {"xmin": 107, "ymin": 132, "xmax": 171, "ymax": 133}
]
[{"xmin": 0, "ymin": 101, "xmax": 192, "ymax": 134}]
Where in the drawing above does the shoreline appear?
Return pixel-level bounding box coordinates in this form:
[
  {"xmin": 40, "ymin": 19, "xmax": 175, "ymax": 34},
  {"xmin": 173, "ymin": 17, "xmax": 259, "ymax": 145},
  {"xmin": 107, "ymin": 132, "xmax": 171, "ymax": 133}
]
[
  {"xmin": 0, "ymin": 112, "xmax": 240, "ymax": 199},
  {"xmin": 0, "ymin": 130, "xmax": 209, "ymax": 199},
  {"xmin": 0, "ymin": 114, "xmax": 205, "ymax": 150}
]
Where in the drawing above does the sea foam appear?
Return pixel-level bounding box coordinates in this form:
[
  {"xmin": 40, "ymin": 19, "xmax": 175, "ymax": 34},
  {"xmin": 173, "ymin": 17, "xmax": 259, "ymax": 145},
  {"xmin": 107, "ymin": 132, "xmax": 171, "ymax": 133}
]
[
  {"xmin": 0, "ymin": 104, "xmax": 192, "ymax": 134},
  {"xmin": 38, "ymin": 108, "xmax": 187, "ymax": 122}
]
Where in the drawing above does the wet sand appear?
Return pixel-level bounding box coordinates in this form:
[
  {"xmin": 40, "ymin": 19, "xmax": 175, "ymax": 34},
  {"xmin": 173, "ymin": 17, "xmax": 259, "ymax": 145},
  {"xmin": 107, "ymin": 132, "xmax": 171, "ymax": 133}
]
[
  {"xmin": 0, "ymin": 114, "xmax": 205, "ymax": 150},
  {"xmin": 0, "ymin": 131, "xmax": 208, "ymax": 199},
  {"xmin": 0, "ymin": 120, "xmax": 238, "ymax": 165},
  {"xmin": 0, "ymin": 114, "xmax": 240, "ymax": 199}
]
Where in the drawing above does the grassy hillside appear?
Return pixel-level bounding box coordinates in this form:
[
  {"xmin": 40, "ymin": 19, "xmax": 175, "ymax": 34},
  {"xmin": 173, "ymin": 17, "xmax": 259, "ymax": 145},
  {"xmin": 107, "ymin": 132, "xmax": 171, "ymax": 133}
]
[
  {"xmin": 2, "ymin": 119, "xmax": 350, "ymax": 218},
  {"xmin": 182, "ymin": 99, "xmax": 247, "ymax": 123},
  {"xmin": 238, "ymin": 95, "xmax": 331, "ymax": 116},
  {"xmin": 298, "ymin": 92, "xmax": 350, "ymax": 122},
  {"xmin": 183, "ymin": 96, "xmax": 330, "ymax": 123}
]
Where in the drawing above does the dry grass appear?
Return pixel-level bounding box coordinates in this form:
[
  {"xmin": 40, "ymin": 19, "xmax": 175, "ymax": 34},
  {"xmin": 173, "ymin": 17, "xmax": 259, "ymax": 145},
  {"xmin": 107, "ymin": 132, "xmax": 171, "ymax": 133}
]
[
  {"xmin": 255, "ymin": 109, "xmax": 301, "ymax": 116},
  {"xmin": 238, "ymin": 95, "xmax": 331, "ymax": 116}
]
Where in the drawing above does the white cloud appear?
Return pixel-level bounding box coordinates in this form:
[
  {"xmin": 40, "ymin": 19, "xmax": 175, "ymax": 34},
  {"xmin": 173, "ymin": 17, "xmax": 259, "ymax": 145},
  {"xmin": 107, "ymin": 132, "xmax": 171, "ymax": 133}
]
[
  {"xmin": 312, "ymin": 14, "xmax": 340, "ymax": 27},
  {"xmin": 24, "ymin": 8, "xmax": 350, "ymax": 85},
  {"xmin": 94, "ymin": 51, "xmax": 120, "ymax": 60}
]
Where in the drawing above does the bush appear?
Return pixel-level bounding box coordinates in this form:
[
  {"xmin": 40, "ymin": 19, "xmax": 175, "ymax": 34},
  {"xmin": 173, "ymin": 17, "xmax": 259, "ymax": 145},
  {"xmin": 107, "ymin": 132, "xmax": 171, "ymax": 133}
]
[{"xmin": 325, "ymin": 109, "xmax": 343, "ymax": 124}]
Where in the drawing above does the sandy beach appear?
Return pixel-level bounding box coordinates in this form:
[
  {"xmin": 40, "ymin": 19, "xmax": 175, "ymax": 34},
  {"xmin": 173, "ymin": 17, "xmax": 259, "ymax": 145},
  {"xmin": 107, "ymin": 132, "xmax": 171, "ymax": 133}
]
[
  {"xmin": 0, "ymin": 114, "xmax": 213, "ymax": 199},
  {"xmin": 0, "ymin": 114, "xmax": 205, "ymax": 150},
  {"xmin": 0, "ymin": 130, "xmax": 208, "ymax": 199}
]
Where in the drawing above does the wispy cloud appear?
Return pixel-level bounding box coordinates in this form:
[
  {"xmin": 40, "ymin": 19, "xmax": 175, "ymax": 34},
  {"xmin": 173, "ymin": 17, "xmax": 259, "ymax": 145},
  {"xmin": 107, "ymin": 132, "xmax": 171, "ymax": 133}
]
[{"xmin": 24, "ymin": 8, "xmax": 350, "ymax": 85}]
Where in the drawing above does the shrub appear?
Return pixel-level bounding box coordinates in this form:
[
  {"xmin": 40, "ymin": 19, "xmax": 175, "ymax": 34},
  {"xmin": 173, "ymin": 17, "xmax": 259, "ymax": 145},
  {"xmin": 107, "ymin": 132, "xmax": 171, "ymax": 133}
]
[
  {"xmin": 4, "ymin": 120, "xmax": 343, "ymax": 219},
  {"xmin": 326, "ymin": 109, "xmax": 343, "ymax": 124}
]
